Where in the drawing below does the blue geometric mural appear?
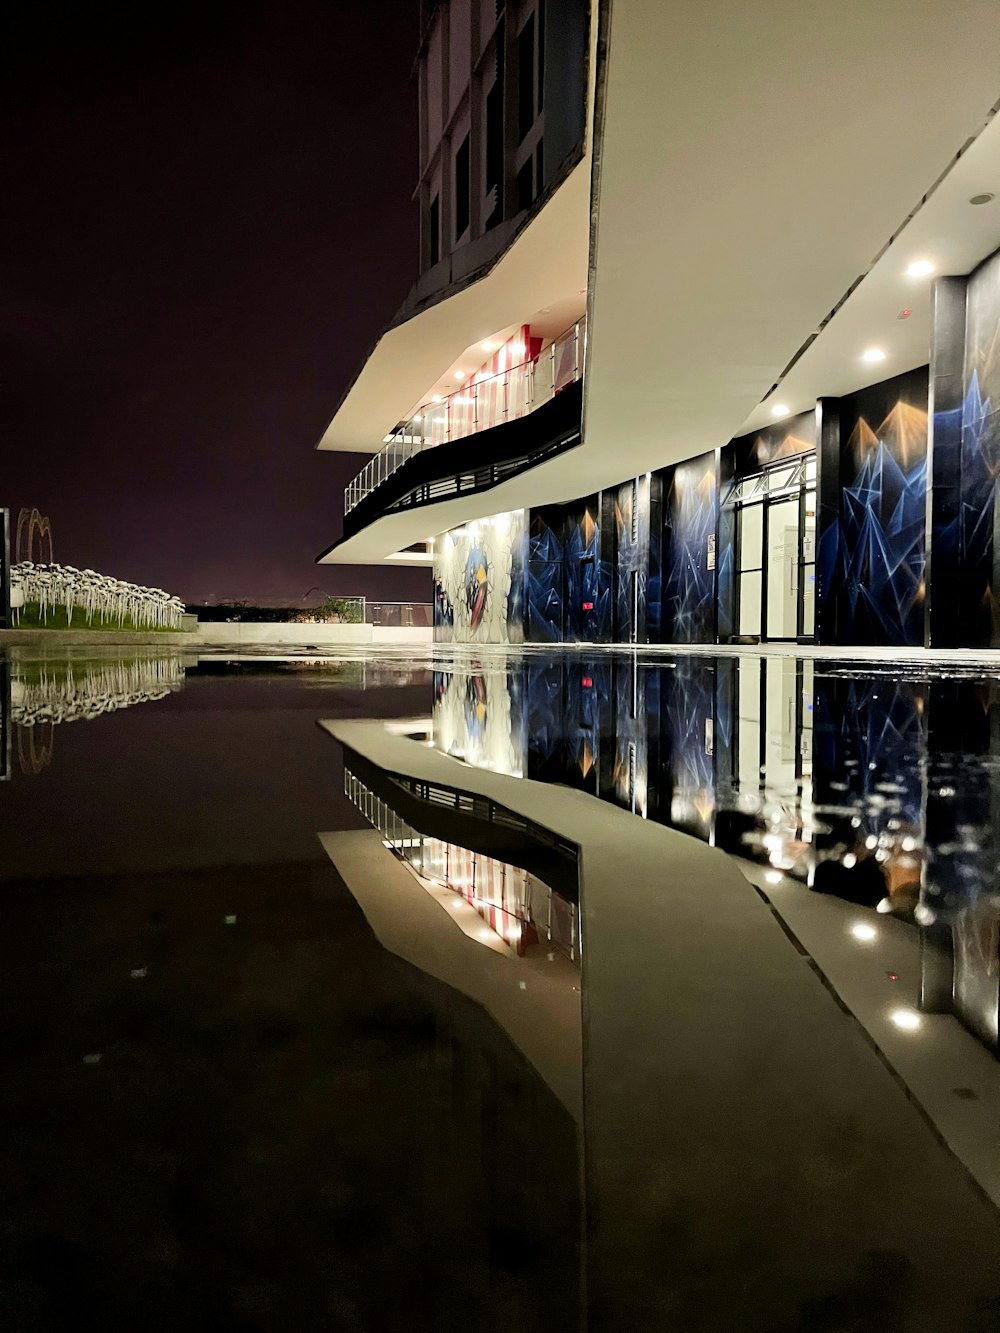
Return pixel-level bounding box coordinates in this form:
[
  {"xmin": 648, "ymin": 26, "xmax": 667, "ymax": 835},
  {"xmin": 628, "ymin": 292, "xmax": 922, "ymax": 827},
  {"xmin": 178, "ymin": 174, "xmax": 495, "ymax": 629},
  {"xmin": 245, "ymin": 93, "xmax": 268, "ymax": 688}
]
[
  {"xmin": 527, "ymin": 499, "xmax": 610, "ymax": 642},
  {"xmin": 663, "ymin": 453, "xmax": 718, "ymax": 644},
  {"xmin": 819, "ymin": 370, "xmax": 929, "ymax": 647}
]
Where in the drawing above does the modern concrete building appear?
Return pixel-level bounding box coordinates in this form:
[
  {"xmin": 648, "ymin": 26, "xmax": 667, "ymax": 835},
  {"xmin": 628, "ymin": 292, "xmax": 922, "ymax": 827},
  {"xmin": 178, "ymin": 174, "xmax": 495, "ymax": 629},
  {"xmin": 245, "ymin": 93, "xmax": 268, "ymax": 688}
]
[{"xmin": 317, "ymin": 0, "xmax": 1000, "ymax": 650}]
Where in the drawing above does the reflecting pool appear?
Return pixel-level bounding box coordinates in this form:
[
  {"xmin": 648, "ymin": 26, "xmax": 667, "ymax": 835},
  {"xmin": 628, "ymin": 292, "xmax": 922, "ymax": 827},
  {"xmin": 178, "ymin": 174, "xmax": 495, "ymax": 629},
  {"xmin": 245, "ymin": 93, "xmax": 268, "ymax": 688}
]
[{"xmin": 1, "ymin": 647, "xmax": 998, "ymax": 1330}]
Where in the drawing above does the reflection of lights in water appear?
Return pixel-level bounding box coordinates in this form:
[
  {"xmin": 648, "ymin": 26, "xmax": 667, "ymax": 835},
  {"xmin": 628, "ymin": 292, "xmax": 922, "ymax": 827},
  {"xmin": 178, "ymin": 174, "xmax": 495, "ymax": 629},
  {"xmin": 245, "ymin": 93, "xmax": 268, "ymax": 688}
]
[
  {"xmin": 890, "ymin": 1008, "xmax": 921, "ymax": 1032},
  {"xmin": 913, "ymin": 902, "xmax": 936, "ymax": 925},
  {"xmin": 876, "ymin": 898, "xmax": 893, "ymax": 914},
  {"xmin": 765, "ymin": 871, "xmax": 782, "ymax": 885},
  {"xmin": 850, "ymin": 922, "xmax": 877, "ymax": 942},
  {"xmin": 842, "ymin": 853, "xmax": 857, "ymax": 868}
]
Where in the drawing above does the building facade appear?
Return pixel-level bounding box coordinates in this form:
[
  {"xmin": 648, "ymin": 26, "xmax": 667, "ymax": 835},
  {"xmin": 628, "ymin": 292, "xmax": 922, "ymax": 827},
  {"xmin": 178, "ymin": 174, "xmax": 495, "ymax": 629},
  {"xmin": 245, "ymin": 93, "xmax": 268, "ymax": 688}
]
[{"xmin": 315, "ymin": 0, "xmax": 1000, "ymax": 651}]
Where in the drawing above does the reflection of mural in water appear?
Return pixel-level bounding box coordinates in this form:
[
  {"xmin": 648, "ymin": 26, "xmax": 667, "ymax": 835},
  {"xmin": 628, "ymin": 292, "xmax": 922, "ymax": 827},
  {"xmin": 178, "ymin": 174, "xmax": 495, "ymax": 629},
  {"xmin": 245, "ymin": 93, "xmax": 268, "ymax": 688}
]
[
  {"xmin": 429, "ymin": 658, "xmax": 1000, "ymax": 1054},
  {"xmin": 7, "ymin": 655, "xmax": 186, "ymax": 776}
]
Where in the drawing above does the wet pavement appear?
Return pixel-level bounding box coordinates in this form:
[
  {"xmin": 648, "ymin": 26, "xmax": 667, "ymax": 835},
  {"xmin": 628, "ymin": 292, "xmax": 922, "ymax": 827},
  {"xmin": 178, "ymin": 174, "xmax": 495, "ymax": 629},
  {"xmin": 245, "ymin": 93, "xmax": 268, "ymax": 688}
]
[{"xmin": 1, "ymin": 647, "xmax": 998, "ymax": 1330}]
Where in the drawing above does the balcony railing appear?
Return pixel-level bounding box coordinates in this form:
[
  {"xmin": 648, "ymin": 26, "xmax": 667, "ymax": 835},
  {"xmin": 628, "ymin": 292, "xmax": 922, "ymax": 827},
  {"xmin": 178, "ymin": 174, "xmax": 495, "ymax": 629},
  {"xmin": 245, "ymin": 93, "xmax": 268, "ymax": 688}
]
[{"xmin": 345, "ymin": 318, "xmax": 586, "ymax": 515}]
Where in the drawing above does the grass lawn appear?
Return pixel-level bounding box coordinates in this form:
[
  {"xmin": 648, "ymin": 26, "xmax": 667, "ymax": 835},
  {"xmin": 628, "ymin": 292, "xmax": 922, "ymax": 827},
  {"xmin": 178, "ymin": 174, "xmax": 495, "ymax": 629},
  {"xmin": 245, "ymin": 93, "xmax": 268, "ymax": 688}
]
[{"xmin": 13, "ymin": 602, "xmax": 178, "ymax": 633}]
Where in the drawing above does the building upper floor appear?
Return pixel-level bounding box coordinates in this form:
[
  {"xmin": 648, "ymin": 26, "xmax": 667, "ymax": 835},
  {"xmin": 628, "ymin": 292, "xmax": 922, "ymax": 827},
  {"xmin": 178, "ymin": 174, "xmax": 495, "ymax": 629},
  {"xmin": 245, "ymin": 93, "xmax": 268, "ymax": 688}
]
[{"xmin": 315, "ymin": 0, "xmax": 1000, "ymax": 570}]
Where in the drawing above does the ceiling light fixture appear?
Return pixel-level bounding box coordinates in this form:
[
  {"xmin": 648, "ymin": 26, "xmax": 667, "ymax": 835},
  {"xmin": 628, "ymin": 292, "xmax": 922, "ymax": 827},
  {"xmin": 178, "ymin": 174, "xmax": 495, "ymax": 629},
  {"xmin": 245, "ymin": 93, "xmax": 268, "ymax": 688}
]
[
  {"xmin": 850, "ymin": 922, "xmax": 877, "ymax": 942},
  {"xmin": 770, "ymin": 404, "xmax": 790, "ymax": 419},
  {"xmin": 906, "ymin": 260, "xmax": 935, "ymax": 277},
  {"xmin": 897, "ymin": 309, "xmax": 912, "ymax": 320},
  {"xmin": 431, "ymin": 394, "xmax": 442, "ymax": 403},
  {"xmin": 969, "ymin": 192, "xmax": 995, "ymax": 206},
  {"xmin": 480, "ymin": 341, "xmax": 496, "ymax": 352},
  {"xmin": 862, "ymin": 347, "xmax": 886, "ymax": 363},
  {"xmin": 453, "ymin": 371, "xmax": 466, "ymax": 380}
]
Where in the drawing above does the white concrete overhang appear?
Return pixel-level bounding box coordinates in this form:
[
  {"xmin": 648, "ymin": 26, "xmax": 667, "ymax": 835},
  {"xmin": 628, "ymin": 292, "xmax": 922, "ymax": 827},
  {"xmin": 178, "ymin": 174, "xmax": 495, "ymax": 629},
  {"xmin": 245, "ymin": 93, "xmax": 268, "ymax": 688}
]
[
  {"xmin": 324, "ymin": 0, "xmax": 1000, "ymax": 564},
  {"xmin": 316, "ymin": 160, "xmax": 592, "ymax": 454}
]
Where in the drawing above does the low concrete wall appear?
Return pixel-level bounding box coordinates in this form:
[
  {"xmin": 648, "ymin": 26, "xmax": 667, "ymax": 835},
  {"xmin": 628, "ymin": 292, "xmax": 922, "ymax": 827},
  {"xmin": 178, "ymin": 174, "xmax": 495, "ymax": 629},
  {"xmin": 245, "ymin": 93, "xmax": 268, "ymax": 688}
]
[
  {"xmin": 370, "ymin": 626, "xmax": 433, "ymax": 644},
  {"xmin": 194, "ymin": 622, "xmax": 374, "ymax": 646}
]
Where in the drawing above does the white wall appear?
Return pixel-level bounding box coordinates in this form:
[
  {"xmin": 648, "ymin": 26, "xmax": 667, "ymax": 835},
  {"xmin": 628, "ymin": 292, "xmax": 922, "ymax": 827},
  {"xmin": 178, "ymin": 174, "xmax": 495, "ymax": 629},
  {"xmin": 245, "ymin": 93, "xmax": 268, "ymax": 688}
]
[{"xmin": 195, "ymin": 622, "xmax": 374, "ymax": 646}]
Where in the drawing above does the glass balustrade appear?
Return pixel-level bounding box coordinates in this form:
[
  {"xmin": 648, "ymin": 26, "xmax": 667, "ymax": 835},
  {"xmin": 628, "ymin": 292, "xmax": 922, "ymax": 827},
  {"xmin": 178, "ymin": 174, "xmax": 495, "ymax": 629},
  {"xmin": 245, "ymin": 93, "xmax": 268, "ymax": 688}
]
[{"xmin": 344, "ymin": 318, "xmax": 586, "ymax": 514}]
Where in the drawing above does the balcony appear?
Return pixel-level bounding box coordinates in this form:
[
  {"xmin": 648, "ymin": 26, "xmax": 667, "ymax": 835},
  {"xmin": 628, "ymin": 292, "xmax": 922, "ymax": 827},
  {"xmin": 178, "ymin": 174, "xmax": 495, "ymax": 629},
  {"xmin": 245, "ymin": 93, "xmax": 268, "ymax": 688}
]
[{"xmin": 343, "ymin": 320, "xmax": 586, "ymax": 521}]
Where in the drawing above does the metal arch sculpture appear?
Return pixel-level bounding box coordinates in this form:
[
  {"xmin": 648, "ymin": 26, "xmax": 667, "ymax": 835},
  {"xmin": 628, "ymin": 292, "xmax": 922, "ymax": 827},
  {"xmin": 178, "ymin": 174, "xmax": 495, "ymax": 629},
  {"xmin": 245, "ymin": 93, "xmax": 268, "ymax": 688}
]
[{"xmin": 16, "ymin": 508, "xmax": 54, "ymax": 564}]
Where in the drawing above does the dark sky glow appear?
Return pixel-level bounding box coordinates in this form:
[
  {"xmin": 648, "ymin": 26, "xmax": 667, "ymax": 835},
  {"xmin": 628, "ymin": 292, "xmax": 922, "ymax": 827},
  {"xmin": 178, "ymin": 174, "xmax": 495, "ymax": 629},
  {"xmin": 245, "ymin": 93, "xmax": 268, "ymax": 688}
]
[{"xmin": 4, "ymin": 0, "xmax": 430, "ymax": 603}]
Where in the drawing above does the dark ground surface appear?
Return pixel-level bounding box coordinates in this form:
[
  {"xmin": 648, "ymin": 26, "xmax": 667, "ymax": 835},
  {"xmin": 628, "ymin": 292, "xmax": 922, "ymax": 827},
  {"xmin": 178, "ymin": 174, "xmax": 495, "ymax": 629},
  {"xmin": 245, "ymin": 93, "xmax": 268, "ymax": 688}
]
[{"xmin": 0, "ymin": 665, "xmax": 580, "ymax": 1331}]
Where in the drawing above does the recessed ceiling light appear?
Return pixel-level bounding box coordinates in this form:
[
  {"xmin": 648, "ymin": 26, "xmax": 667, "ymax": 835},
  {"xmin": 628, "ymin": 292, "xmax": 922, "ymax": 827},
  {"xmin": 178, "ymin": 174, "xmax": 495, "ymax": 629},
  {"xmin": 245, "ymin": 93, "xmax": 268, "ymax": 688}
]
[
  {"xmin": 906, "ymin": 259, "xmax": 935, "ymax": 278},
  {"xmin": 969, "ymin": 192, "xmax": 995, "ymax": 206},
  {"xmin": 453, "ymin": 371, "xmax": 466, "ymax": 380},
  {"xmin": 480, "ymin": 341, "xmax": 496, "ymax": 352},
  {"xmin": 890, "ymin": 1008, "xmax": 921, "ymax": 1032},
  {"xmin": 770, "ymin": 404, "xmax": 790, "ymax": 419},
  {"xmin": 431, "ymin": 394, "xmax": 442, "ymax": 402},
  {"xmin": 850, "ymin": 922, "xmax": 877, "ymax": 942},
  {"xmin": 862, "ymin": 347, "xmax": 886, "ymax": 363}
]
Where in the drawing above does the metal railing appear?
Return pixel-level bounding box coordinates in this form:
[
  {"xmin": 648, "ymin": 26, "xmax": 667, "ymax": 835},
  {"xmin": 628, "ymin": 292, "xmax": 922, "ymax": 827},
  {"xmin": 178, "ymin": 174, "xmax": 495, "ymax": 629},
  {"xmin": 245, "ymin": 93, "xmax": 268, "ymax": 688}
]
[
  {"xmin": 345, "ymin": 317, "xmax": 586, "ymax": 515},
  {"xmin": 365, "ymin": 600, "xmax": 433, "ymax": 628}
]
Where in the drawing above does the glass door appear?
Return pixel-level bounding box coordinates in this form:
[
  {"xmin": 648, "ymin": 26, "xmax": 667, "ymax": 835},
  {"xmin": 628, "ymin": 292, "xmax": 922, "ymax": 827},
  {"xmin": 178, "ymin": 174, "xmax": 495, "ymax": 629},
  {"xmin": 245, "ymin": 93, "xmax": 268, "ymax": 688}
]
[
  {"xmin": 765, "ymin": 498, "xmax": 800, "ymax": 640},
  {"xmin": 733, "ymin": 455, "xmax": 816, "ymax": 642}
]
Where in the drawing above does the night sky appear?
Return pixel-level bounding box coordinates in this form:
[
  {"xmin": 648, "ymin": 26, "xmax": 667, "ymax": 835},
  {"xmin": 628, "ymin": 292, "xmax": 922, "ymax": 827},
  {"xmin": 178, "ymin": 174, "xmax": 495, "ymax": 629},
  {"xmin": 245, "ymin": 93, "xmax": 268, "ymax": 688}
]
[{"xmin": 4, "ymin": 0, "xmax": 431, "ymax": 604}]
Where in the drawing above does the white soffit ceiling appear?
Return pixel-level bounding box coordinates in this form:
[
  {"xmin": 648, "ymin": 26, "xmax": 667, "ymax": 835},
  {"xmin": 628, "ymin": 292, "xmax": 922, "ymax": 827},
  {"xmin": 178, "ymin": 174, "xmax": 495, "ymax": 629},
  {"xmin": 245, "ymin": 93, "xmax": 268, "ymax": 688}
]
[
  {"xmin": 737, "ymin": 109, "xmax": 1000, "ymax": 433},
  {"xmin": 581, "ymin": 0, "xmax": 1000, "ymax": 490},
  {"xmin": 316, "ymin": 160, "xmax": 591, "ymax": 452},
  {"xmin": 323, "ymin": 0, "xmax": 1000, "ymax": 563}
]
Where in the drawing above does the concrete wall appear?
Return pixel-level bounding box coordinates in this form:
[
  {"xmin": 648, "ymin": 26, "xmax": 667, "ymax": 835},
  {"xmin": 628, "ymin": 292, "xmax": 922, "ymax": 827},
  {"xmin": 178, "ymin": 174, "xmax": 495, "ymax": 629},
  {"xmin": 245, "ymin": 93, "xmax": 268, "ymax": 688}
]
[{"xmin": 195, "ymin": 622, "xmax": 374, "ymax": 646}]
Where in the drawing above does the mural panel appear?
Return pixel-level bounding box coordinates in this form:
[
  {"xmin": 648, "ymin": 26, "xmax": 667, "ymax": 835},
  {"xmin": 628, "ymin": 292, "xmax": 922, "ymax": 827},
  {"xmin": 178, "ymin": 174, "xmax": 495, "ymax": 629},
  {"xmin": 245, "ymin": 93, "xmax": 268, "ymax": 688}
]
[
  {"xmin": 433, "ymin": 510, "xmax": 527, "ymax": 643},
  {"xmin": 662, "ymin": 452, "xmax": 719, "ymax": 644},
  {"xmin": 958, "ymin": 253, "xmax": 1000, "ymax": 646},
  {"xmin": 834, "ymin": 369, "xmax": 929, "ymax": 646}
]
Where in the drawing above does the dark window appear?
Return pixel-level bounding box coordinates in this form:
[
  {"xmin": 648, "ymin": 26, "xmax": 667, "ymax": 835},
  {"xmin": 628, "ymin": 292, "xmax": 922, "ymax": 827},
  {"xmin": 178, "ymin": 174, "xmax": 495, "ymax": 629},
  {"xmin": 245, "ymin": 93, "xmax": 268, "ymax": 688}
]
[
  {"xmin": 517, "ymin": 14, "xmax": 535, "ymax": 142},
  {"xmin": 537, "ymin": 0, "xmax": 545, "ymax": 114},
  {"xmin": 454, "ymin": 135, "xmax": 470, "ymax": 240},
  {"xmin": 516, "ymin": 159, "xmax": 533, "ymax": 212},
  {"xmin": 428, "ymin": 194, "xmax": 440, "ymax": 267},
  {"xmin": 485, "ymin": 72, "xmax": 503, "ymax": 227},
  {"xmin": 535, "ymin": 138, "xmax": 544, "ymax": 195}
]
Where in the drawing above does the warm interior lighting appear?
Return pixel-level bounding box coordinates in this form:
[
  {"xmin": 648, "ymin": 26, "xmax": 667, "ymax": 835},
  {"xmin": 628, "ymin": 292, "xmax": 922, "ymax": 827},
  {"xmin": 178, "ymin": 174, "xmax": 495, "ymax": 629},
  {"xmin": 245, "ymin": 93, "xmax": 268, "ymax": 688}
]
[
  {"xmin": 906, "ymin": 259, "xmax": 935, "ymax": 277},
  {"xmin": 431, "ymin": 394, "xmax": 442, "ymax": 402},
  {"xmin": 770, "ymin": 404, "xmax": 790, "ymax": 419},
  {"xmin": 453, "ymin": 371, "xmax": 466, "ymax": 380},
  {"xmin": 480, "ymin": 341, "xmax": 497, "ymax": 352},
  {"xmin": 862, "ymin": 347, "xmax": 886, "ymax": 363},
  {"xmin": 765, "ymin": 870, "xmax": 782, "ymax": 885},
  {"xmin": 890, "ymin": 1008, "xmax": 921, "ymax": 1032},
  {"xmin": 850, "ymin": 921, "xmax": 877, "ymax": 942}
]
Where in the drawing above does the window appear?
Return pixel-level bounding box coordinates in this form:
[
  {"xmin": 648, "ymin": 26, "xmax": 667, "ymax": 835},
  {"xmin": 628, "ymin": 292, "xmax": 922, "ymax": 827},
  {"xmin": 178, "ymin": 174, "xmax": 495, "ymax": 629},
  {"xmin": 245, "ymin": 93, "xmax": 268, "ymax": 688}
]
[
  {"xmin": 516, "ymin": 159, "xmax": 533, "ymax": 212},
  {"xmin": 537, "ymin": 0, "xmax": 545, "ymax": 114},
  {"xmin": 535, "ymin": 138, "xmax": 544, "ymax": 196},
  {"xmin": 428, "ymin": 194, "xmax": 440, "ymax": 267},
  {"xmin": 518, "ymin": 14, "xmax": 535, "ymax": 142},
  {"xmin": 454, "ymin": 134, "xmax": 470, "ymax": 240}
]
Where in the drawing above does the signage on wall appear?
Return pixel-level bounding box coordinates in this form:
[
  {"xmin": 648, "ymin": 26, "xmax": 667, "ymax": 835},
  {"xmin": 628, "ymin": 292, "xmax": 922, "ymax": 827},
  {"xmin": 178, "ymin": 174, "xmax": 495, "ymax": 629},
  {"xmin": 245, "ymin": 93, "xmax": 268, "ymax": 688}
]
[{"xmin": 707, "ymin": 535, "xmax": 716, "ymax": 571}]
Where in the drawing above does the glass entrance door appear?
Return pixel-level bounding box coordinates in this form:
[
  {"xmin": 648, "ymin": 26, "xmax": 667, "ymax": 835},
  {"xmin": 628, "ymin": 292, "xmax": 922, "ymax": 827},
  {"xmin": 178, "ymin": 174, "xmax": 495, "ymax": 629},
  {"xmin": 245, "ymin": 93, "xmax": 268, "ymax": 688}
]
[{"xmin": 734, "ymin": 455, "xmax": 816, "ymax": 642}]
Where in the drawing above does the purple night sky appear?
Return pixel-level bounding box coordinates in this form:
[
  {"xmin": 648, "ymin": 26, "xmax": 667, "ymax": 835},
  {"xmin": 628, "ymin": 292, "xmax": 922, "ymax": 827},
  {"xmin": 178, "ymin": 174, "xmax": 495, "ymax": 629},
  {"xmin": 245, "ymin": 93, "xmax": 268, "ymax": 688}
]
[{"xmin": 3, "ymin": 0, "xmax": 431, "ymax": 604}]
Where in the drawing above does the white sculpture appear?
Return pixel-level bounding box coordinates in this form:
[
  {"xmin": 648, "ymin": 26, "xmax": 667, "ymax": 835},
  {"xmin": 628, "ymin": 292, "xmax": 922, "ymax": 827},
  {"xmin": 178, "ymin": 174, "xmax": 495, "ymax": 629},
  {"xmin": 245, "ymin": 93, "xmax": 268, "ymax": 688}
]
[{"xmin": 9, "ymin": 562, "xmax": 185, "ymax": 631}]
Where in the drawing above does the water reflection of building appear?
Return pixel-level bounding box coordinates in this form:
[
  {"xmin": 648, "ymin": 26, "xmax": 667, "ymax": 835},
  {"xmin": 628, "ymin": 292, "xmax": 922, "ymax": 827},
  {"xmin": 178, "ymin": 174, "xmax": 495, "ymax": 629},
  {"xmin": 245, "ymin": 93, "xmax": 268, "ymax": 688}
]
[
  {"xmin": 4, "ymin": 654, "xmax": 186, "ymax": 776},
  {"xmin": 430, "ymin": 658, "xmax": 1000, "ymax": 1055},
  {"xmin": 343, "ymin": 765, "xmax": 579, "ymax": 967}
]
